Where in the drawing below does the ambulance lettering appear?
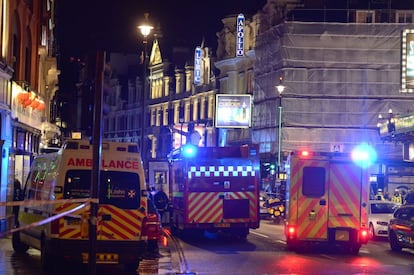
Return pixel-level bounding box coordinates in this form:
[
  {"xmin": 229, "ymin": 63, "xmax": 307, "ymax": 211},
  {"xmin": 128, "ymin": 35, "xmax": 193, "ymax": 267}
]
[{"xmin": 67, "ymin": 158, "xmax": 139, "ymax": 169}]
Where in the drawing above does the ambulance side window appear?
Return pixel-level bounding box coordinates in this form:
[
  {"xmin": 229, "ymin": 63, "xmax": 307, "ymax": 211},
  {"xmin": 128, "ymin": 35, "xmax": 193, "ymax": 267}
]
[
  {"xmin": 302, "ymin": 166, "xmax": 325, "ymax": 197},
  {"xmin": 27, "ymin": 169, "xmax": 45, "ymax": 200},
  {"xmin": 64, "ymin": 170, "xmax": 91, "ymax": 199}
]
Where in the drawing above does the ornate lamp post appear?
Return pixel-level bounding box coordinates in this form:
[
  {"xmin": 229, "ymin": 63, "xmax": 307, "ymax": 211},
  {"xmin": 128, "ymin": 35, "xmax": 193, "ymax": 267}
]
[
  {"xmin": 138, "ymin": 13, "xmax": 153, "ymax": 161},
  {"xmin": 276, "ymin": 77, "xmax": 285, "ymax": 179}
]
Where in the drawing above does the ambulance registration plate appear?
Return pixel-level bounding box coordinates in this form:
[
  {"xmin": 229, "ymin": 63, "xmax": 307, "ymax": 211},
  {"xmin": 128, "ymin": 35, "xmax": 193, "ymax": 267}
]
[
  {"xmin": 214, "ymin": 223, "xmax": 230, "ymax": 228},
  {"xmin": 335, "ymin": 230, "xmax": 349, "ymax": 241},
  {"xmin": 81, "ymin": 252, "xmax": 119, "ymax": 264}
]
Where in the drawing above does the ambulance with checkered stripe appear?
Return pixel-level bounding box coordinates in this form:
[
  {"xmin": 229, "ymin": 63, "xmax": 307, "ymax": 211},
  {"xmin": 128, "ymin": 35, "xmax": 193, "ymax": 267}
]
[
  {"xmin": 12, "ymin": 139, "xmax": 158, "ymax": 271},
  {"xmin": 168, "ymin": 144, "xmax": 260, "ymax": 240},
  {"xmin": 285, "ymin": 144, "xmax": 376, "ymax": 254}
]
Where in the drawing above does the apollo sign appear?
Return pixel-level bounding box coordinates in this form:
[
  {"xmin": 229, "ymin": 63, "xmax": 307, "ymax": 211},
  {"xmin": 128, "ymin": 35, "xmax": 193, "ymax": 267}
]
[
  {"xmin": 236, "ymin": 14, "xmax": 245, "ymax": 57},
  {"xmin": 194, "ymin": 46, "xmax": 202, "ymax": 85}
]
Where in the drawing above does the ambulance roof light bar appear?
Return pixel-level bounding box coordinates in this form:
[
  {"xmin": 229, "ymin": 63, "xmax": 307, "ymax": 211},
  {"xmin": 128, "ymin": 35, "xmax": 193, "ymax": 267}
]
[
  {"xmin": 182, "ymin": 144, "xmax": 197, "ymax": 158},
  {"xmin": 351, "ymin": 143, "xmax": 377, "ymax": 168}
]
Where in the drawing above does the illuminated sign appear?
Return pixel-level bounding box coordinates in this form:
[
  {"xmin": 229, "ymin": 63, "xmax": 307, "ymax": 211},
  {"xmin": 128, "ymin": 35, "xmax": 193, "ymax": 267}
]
[
  {"xmin": 401, "ymin": 29, "xmax": 414, "ymax": 92},
  {"xmin": 194, "ymin": 46, "xmax": 202, "ymax": 85},
  {"xmin": 378, "ymin": 112, "xmax": 414, "ymax": 138},
  {"xmin": 236, "ymin": 14, "xmax": 245, "ymax": 57},
  {"xmin": 215, "ymin": 94, "xmax": 252, "ymax": 128}
]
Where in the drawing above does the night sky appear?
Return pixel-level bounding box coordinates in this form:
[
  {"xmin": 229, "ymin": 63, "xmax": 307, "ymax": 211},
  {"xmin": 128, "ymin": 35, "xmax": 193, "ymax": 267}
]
[{"xmin": 55, "ymin": 0, "xmax": 267, "ymax": 58}]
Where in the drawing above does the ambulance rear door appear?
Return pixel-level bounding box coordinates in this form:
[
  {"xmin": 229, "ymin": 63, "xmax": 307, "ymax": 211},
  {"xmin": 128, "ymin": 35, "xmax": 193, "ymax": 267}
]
[
  {"xmin": 327, "ymin": 159, "xmax": 367, "ymax": 231},
  {"xmin": 290, "ymin": 155, "xmax": 330, "ymax": 241}
]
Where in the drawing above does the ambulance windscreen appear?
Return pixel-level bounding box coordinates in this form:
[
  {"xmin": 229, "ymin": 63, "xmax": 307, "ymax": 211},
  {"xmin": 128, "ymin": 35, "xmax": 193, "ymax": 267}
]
[{"xmin": 64, "ymin": 170, "xmax": 140, "ymax": 209}]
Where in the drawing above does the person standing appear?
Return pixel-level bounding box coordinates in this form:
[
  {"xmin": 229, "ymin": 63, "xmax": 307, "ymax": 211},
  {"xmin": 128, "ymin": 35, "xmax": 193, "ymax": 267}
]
[
  {"xmin": 391, "ymin": 189, "xmax": 403, "ymax": 204},
  {"xmin": 153, "ymin": 186, "xmax": 169, "ymax": 224},
  {"xmin": 13, "ymin": 179, "xmax": 23, "ymax": 225}
]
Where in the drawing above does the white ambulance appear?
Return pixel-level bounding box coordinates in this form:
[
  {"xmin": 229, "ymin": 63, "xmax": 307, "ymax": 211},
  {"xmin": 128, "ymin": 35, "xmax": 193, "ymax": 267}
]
[{"xmin": 12, "ymin": 139, "xmax": 157, "ymax": 271}]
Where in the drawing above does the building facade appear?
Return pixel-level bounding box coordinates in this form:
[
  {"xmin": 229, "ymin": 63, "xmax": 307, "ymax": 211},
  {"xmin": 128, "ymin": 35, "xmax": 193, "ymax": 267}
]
[
  {"xmin": 250, "ymin": 0, "xmax": 414, "ymax": 193},
  {"xmin": 1, "ymin": 0, "xmax": 60, "ymax": 232},
  {"xmin": 102, "ymin": 40, "xmax": 217, "ymax": 191}
]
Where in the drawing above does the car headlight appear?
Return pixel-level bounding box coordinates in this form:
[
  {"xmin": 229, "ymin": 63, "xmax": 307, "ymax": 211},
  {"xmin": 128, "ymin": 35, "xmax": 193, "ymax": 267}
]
[{"xmin": 376, "ymin": 221, "xmax": 388, "ymax": 226}]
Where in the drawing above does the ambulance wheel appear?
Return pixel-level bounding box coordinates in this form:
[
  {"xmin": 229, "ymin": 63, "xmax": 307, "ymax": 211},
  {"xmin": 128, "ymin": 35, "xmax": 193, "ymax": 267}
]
[
  {"xmin": 349, "ymin": 245, "xmax": 361, "ymax": 255},
  {"xmin": 233, "ymin": 228, "xmax": 248, "ymax": 242},
  {"xmin": 124, "ymin": 261, "xmax": 139, "ymax": 272},
  {"xmin": 286, "ymin": 240, "xmax": 296, "ymax": 252},
  {"xmin": 12, "ymin": 231, "xmax": 29, "ymax": 253},
  {"xmin": 41, "ymin": 236, "xmax": 56, "ymax": 272}
]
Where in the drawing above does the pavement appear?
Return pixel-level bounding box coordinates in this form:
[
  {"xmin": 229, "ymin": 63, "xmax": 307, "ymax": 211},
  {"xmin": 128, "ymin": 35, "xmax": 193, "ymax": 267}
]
[
  {"xmin": 138, "ymin": 237, "xmax": 174, "ymax": 275},
  {"xmin": 0, "ymin": 234, "xmax": 174, "ymax": 275}
]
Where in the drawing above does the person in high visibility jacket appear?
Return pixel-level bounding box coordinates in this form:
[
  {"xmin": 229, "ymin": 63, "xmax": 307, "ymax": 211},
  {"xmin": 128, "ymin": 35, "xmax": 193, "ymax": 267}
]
[{"xmin": 391, "ymin": 190, "xmax": 403, "ymax": 204}]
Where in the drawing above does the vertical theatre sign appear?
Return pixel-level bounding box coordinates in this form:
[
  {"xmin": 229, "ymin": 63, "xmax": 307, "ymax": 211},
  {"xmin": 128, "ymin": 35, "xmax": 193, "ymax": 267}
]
[
  {"xmin": 401, "ymin": 29, "xmax": 414, "ymax": 93},
  {"xmin": 194, "ymin": 46, "xmax": 202, "ymax": 85},
  {"xmin": 236, "ymin": 14, "xmax": 245, "ymax": 57}
]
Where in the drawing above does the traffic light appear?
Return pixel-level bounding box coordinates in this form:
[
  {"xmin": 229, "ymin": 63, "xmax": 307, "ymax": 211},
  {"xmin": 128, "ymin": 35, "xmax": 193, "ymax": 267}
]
[{"xmin": 270, "ymin": 163, "xmax": 276, "ymax": 175}]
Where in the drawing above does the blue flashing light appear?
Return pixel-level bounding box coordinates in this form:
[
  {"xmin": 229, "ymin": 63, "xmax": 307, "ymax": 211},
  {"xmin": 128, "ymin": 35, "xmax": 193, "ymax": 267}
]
[
  {"xmin": 182, "ymin": 144, "xmax": 197, "ymax": 158},
  {"xmin": 351, "ymin": 143, "xmax": 377, "ymax": 168}
]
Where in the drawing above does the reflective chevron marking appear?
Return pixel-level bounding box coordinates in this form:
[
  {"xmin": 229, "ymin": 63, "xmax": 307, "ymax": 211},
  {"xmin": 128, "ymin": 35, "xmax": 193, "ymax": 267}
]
[{"xmin": 188, "ymin": 165, "xmax": 255, "ymax": 177}]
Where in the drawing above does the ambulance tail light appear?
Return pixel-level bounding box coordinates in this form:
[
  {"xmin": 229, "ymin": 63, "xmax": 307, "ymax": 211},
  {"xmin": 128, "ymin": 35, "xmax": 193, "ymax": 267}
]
[
  {"xmin": 359, "ymin": 228, "xmax": 369, "ymax": 244},
  {"xmin": 286, "ymin": 224, "xmax": 297, "ymax": 240}
]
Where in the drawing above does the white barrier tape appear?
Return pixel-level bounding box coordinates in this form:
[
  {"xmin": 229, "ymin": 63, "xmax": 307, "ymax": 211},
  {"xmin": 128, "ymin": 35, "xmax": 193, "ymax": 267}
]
[
  {"xmin": 0, "ymin": 202, "xmax": 89, "ymax": 238},
  {"xmin": 0, "ymin": 198, "xmax": 99, "ymax": 207}
]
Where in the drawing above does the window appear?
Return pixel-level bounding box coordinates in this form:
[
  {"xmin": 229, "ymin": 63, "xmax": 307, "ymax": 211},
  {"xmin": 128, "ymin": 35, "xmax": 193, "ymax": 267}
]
[
  {"xmin": 302, "ymin": 166, "xmax": 325, "ymax": 197},
  {"xmin": 356, "ymin": 10, "xmax": 375, "ymax": 23},
  {"xmin": 371, "ymin": 202, "xmax": 398, "ymax": 214},
  {"xmin": 64, "ymin": 170, "xmax": 140, "ymax": 209},
  {"xmin": 397, "ymin": 11, "xmax": 414, "ymax": 23}
]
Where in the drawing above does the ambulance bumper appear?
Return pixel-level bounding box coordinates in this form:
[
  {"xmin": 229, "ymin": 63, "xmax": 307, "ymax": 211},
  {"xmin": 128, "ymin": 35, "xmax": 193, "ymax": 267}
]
[{"xmin": 48, "ymin": 238, "xmax": 147, "ymax": 264}]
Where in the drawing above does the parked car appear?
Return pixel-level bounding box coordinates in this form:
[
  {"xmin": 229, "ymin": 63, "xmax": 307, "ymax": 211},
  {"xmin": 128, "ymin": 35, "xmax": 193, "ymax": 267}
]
[
  {"xmin": 368, "ymin": 200, "xmax": 400, "ymax": 240},
  {"xmin": 388, "ymin": 204, "xmax": 414, "ymax": 252}
]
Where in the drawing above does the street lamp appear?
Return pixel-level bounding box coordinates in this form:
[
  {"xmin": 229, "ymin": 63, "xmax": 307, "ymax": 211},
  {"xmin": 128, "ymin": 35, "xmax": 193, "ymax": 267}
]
[
  {"xmin": 276, "ymin": 77, "xmax": 285, "ymax": 179},
  {"xmin": 138, "ymin": 13, "xmax": 153, "ymax": 160}
]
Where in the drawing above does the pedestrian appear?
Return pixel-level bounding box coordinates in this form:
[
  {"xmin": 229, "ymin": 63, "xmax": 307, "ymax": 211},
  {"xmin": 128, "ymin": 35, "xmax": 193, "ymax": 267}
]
[
  {"xmin": 13, "ymin": 179, "xmax": 23, "ymax": 225},
  {"xmin": 153, "ymin": 186, "xmax": 169, "ymax": 223},
  {"xmin": 391, "ymin": 189, "xmax": 402, "ymax": 204},
  {"xmin": 375, "ymin": 189, "xmax": 385, "ymax": 201}
]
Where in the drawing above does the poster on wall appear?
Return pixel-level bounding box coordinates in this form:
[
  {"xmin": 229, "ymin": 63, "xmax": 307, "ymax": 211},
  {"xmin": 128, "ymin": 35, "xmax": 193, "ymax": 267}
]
[{"xmin": 215, "ymin": 94, "xmax": 252, "ymax": 128}]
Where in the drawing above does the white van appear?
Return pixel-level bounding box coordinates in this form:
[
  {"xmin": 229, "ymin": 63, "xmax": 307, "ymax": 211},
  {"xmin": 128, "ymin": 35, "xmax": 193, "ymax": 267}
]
[{"xmin": 12, "ymin": 139, "xmax": 156, "ymax": 271}]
